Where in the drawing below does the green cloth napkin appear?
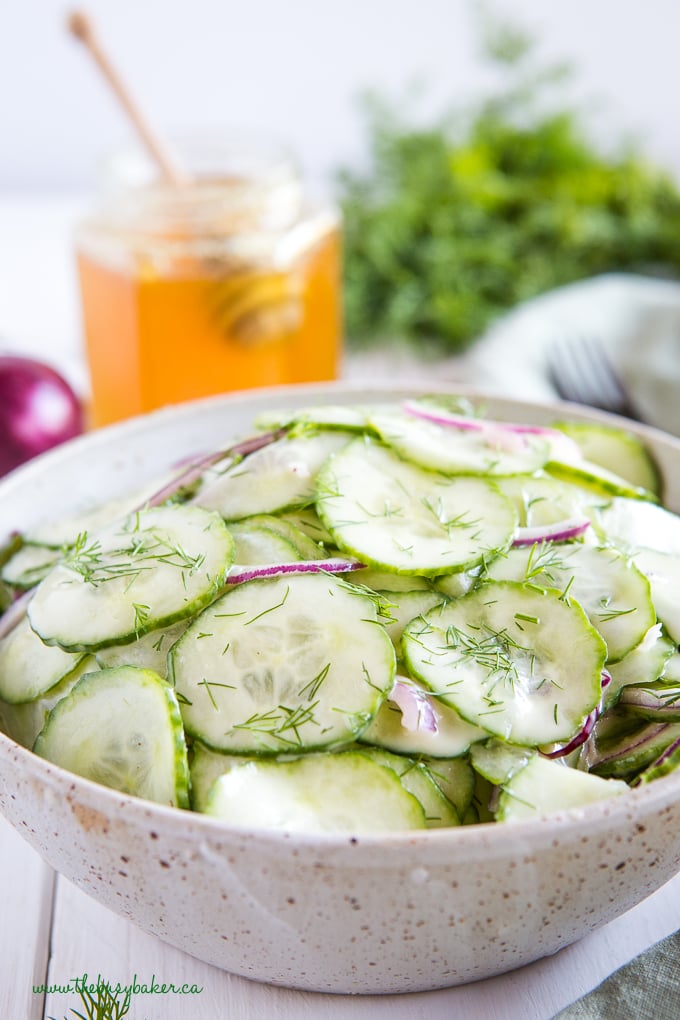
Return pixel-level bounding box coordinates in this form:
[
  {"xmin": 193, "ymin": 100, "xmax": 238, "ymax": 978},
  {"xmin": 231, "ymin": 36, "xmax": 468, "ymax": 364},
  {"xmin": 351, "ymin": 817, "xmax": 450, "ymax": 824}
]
[{"xmin": 553, "ymin": 930, "xmax": 680, "ymax": 1019}]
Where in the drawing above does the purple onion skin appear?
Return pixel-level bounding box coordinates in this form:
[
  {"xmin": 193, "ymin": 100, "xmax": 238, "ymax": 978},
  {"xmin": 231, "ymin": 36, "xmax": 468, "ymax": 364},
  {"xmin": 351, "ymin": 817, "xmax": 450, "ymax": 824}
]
[{"xmin": 0, "ymin": 357, "xmax": 84, "ymax": 477}]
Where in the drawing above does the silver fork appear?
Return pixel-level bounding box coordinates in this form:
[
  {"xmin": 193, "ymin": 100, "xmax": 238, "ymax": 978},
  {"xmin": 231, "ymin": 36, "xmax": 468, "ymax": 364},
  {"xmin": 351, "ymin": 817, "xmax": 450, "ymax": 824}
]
[{"xmin": 546, "ymin": 333, "xmax": 641, "ymax": 420}]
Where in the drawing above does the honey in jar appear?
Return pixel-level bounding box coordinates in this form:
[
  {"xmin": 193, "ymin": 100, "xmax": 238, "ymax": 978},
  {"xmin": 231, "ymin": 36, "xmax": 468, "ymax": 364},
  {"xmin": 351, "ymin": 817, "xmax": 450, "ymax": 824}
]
[{"xmin": 76, "ymin": 137, "xmax": 342, "ymax": 427}]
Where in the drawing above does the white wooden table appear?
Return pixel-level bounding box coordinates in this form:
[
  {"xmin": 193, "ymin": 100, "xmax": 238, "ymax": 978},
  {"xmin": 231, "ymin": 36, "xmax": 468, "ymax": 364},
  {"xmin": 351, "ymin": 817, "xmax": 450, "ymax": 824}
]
[{"xmin": 1, "ymin": 195, "xmax": 679, "ymax": 1019}]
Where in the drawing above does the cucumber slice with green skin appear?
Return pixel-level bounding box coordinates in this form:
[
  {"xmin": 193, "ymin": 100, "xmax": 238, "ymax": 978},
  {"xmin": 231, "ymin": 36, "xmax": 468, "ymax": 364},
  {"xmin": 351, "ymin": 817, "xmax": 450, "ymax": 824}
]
[
  {"xmin": 359, "ymin": 677, "xmax": 486, "ymax": 758},
  {"xmin": 494, "ymin": 474, "xmax": 606, "ymax": 528},
  {"xmin": 370, "ymin": 410, "xmax": 551, "ymax": 476},
  {"xmin": 434, "ymin": 570, "xmax": 480, "ymax": 599},
  {"xmin": 0, "ymin": 611, "xmax": 86, "ymax": 704},
  {"xmin": 0, "ymin": 656, "xmax": 98, "ymax": 749},
  {"xmin": 421, "ymin": 756, "xmax": 476, "ymax": 819},
  {"xmin": 226, "ymin": 521, "xmax": 301, "ymax": 567},
  {"xmin": 546, "ymin": 458, "xmax": 657, "ymax": 503},
  {"xmin": 1, "ymin": 545, "xmax": 62, "ymax": 589},
  {"xmin": 662, "ymin": 651, "xmax": 680, "ymax": 683},
  {"xmin": 583, "ymin": 708, "xmax": 680, "ymax": 780},
  {"xmin": 620, "ymin": 682, "xmax": 680, "ymax": 722},
  {"xmin": 403, "ymin": 581, "xmax": 606, "ymax": 747},
  {"xmin": 628, "ymin": 548, "xmax": 680, "ymax": 644},
  {"xmin": 231, "ymin": 514, "xmax": 324, "ymax": 560},
  {"xmin": 482, "ymin": 542, "xmax": 656, "ymax": 663},
  {"xmin": 27, "ymin": 505, "xmax": 234, "ymax": 652},
  {"xmin": 379, "ymin": 589, "xmax": 447, "ymax": 647},
  {"xmin": 169, "ymin": 573, "xmax": 396, "ymax": 755},
  {"xmin": 194, "ymin": 432, "xmax": 350, "ymax": 520},
  {"xmin": 95, "ymin": 619, "xmax": 189, "ymax": 677},
  {"xmin": 632, "ymin": 735, "xmax": 680, "ymax": 784},
  {"xmin": 34, "ymin": 666, "xmax": 190, "ymax": 808},
  {"xmin": 348, "ymin": 568, "xmax": 434, "ymax": 593},
  {"xmin": 470, "ymin": 739, "xmax": 536, "ymax": 786},
  {"xmin": 605, "ymin": 626, "xmax": 675, "ymax": 708},
  {"xmin": 189, "ymin": 742, "xmax": 245, "ymax": 812},
  {"xmin": 551, "ymin": 421, "xmax": 662, "ymax": 497},
  {"xmin": 316, "ymin": 438, "xmax": 518, "ymax": 576},
  {"xmin": 594, "ymin": 496, "xmax": 680, "ymax": 555},
  {"xmin": 276, "ymin": 508, "xmax": 335, "ymax": 548},
  {"xmin": 357, "ymin": 747, "xmax": 460, "ymax": 828},
  {"xmin": 496, "ymin": 755, "xmax": 628, "ymax": 822},
  {"xmin": 203, "ymin": 751, "xmax": 427, "ymax": 832},
  {"xmin": 254, "ymin": 404, "xmax": 375, "ymax": 433}
]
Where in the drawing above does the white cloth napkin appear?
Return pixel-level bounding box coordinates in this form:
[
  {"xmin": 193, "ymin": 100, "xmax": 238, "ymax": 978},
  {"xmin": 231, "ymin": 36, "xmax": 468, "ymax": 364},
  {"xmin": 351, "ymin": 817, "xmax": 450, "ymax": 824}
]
[{"xmin": 460, "ymin": 273, "xmax": 680, "ymax": 437}]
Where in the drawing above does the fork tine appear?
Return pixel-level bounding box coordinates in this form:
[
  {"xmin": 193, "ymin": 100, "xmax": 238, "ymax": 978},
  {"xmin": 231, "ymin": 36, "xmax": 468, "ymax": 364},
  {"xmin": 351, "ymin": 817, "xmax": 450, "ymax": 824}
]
[{"xmin": 546, "ymin": 334, "xmax": 639, "ymax": 420}]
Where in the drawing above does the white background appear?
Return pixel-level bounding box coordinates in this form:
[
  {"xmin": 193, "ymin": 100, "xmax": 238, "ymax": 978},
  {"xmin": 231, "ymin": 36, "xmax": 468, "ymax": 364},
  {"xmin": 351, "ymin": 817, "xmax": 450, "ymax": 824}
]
[{"xmin": 1, "ymin": 0, "xmax": 680, "ymax": 193}]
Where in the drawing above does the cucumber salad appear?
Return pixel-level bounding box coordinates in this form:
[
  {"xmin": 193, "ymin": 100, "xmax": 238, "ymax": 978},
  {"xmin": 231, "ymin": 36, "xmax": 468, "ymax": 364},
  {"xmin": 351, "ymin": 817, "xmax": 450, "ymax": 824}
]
[{"xmin": 1, "ymin": 394, "xmax": 680, "ymax": 834}]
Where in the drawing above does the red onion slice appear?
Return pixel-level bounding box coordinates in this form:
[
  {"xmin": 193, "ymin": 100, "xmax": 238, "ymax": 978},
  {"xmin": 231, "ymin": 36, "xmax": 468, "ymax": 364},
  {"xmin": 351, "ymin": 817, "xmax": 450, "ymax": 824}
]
[
  {"xmin": 513, "ymin": 515, "xmax": 591, "ymax": 546},
  {"xmin": 543, "ymin": 670, "xmax": 611, "ymax": 759},
  {"xmin": 226, "ymin": 558, "xmax": 365, "ymax": 585},
  {"xmin": 389, "ymin": 678, "xmax": 438, "ymax": 734},
  {"xmin": 402, "ymin": 399, "xmax": 583, "ymax": 461}
]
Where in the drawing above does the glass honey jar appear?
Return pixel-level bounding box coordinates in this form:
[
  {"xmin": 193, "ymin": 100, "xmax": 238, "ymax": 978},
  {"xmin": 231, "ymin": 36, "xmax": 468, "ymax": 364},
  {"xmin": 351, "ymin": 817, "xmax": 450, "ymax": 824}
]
[{"xmin": 76, "ymin": 135, "xmax": 342, "ymax": 427}]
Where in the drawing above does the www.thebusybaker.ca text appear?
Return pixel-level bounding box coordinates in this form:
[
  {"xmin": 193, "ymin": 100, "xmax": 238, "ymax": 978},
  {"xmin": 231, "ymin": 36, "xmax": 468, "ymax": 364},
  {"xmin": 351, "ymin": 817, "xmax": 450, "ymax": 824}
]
[{"xmin": 33, "ymin": 973, "xmax": 203, "ymax": 996}]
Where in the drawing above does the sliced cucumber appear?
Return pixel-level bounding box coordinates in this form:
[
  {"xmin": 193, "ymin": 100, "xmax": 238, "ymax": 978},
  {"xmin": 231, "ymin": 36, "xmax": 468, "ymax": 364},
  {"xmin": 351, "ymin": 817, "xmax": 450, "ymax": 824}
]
[
  {"xmin": 633, "ymin": 736, "xmax": 680, "ymax": 784},
  {"xmin": 0, "ymin": 655, "xmax": 97, "ymax": 749},
  {"xmin": 347, "ymin": 568, "xmax": 434, "ymax": 593},
  {"xmin": 494, "ymin": 474, "xmax": 605, "ymax": 528},
  {"xmin": 551, "ymin": 421, "xmax": 661, "ymax": 497},
  {"xmin": 605, "ymin": 626, "xmax": 675, "ymax": 708},
  {"xmin": 34, "ymin": 665, "xmax": 190, "ymax": 808},
  {"xmin": 370, "ymin": 410, "xmax": 551, "ymax": 476},
  {"xmin": 403, "ymin": 581, "xmax": 606, "ymax": 747},
  {"xmin": 496, "ymin": 755, "xmax": 628, "ymax": 821},
  {"xmin": 95, "ymin": 619, "xmax": 189, "ymax": 677},
  {"xmin": 28, "ymin": 505, "xmax": 234, "ymax": 652},
  {"xmin": 1, "ymin": 545, "xmax": 62, "ymax": 589},
  {"xmin": 194, "ymin": 431, "xmax": 350, "ymax": 519},
  {"xmin": 620, "ymin": 682, "xmax": 680, "ymax": 722},
  {"xmin": 316, "ymin": 438, "xmax": 518, "ymax": 576},
  {"xmin": 628, "ymin": 548, "xmax": 680, "ymax": 644},
  {"xmin": 433, "ymin": 570, "xmax": 480, "ymax": 599},
  {"xmin": 255, "ymin": 404, "xmax": 374, "ymax": 432},
  {"xmin": 585, "ymin": 707, "xmax": 680, "ymax": 779},
  {"xmin": 357, "ymin": 747, "xmax": 459, "ymax": 828},
  {"xmin": 594, "ymin": 496, "xmax": 680, "ymax": 555},
  {"xmin": 470, "ymin": 738, "xmax": 536, "ymax": 786},
  {"xmin": 379, "ymin": 588, "xmax": 447, "ymax": 647},
  {"xmin": 0, "ymin": 610, "xmax": 86, "ymax": 704},
  {"xmin": 169, "ymin": 573, "xmax": 396, "ymax": 754},
  {"xmin": 421, "ymin": 756, "xmax": 476, "ymax": 819},
  {"xmin": 232, "ymin": 514, "xmax": 324, "ymax": 560},
  {"xmin": 227, "ymin": 520, "xmax": 301, "ymax": 566},
  {"xmin": 189, "ymin": 742, "xmax": 244, "ymax": 812},
  {"xmin": 547, "ymin": 458, "xmax": 657, "ymax": 503},
  {"xmin": 482, "ymin": 542, "xmax": 655, "ymax": 662},
  {"xmin": 203, "ymin": 751, "xmax": 427, "ymax": 832},
  {"xmin": 662, "ymin": 651, "xmax": 680, "ymax": 683},
  {"xmin": 276, "ymin": 507, "xmax": 336, "ymax": 548}
]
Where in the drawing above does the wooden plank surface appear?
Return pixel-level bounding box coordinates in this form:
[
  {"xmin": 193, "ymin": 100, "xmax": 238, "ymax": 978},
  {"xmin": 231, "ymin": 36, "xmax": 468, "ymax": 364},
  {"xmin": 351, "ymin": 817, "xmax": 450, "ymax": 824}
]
[
  {"xmin": 0, "ymin": 816, "xmax": 55, "ymax": 1020},
  {"xmin": 42, "ymin": 870, "xmax": 680, "ymax": 1020}
]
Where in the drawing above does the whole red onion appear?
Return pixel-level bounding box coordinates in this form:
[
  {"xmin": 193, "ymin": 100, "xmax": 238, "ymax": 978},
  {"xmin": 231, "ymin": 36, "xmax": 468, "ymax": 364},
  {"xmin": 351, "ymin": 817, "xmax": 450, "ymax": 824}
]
[{"xmin": 0, "ymin": 356, "xmax": 84, "ymax": 477}]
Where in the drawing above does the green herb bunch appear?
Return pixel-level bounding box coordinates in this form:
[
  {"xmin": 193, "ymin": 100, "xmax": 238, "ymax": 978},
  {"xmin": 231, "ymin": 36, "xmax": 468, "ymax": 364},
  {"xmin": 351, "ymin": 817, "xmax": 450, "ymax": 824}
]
[{"xmin": 338, "ymin": 13, "xmax": 680, "ymax": 353}]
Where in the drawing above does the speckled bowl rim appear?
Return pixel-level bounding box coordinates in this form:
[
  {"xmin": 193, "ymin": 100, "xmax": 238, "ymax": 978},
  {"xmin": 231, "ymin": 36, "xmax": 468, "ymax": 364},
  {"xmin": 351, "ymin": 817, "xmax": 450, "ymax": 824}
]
[{"xmin": 1, "ymin": 379, "xmax": 680, "ymax": 864}]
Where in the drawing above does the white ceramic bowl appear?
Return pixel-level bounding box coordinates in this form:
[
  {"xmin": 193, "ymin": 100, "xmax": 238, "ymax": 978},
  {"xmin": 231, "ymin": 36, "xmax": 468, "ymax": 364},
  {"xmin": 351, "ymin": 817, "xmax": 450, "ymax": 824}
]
[{"xmin": 1, "ymin": 382, "xmax": 679, "ymax": 995}]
